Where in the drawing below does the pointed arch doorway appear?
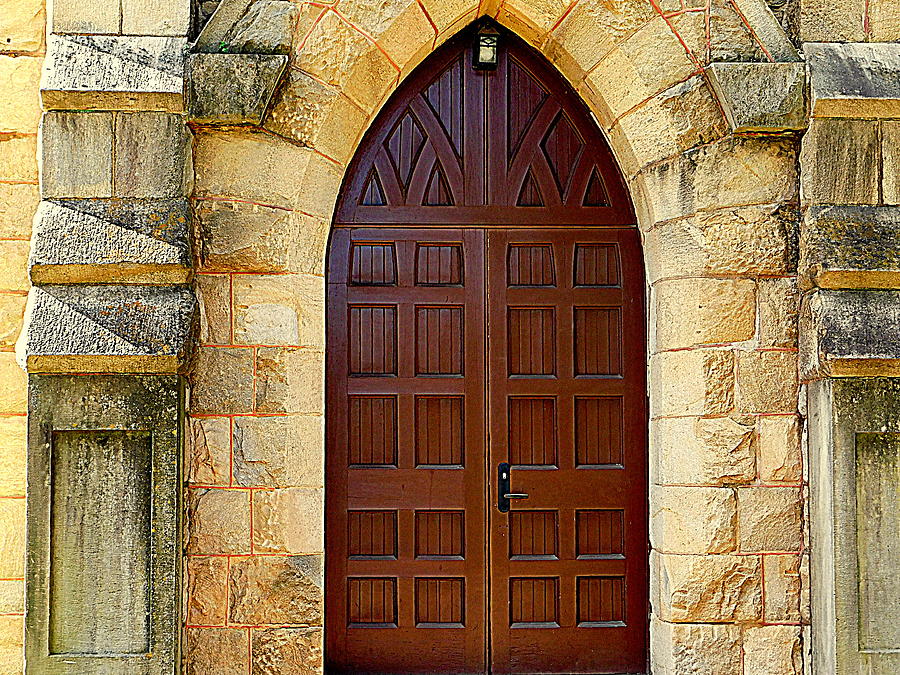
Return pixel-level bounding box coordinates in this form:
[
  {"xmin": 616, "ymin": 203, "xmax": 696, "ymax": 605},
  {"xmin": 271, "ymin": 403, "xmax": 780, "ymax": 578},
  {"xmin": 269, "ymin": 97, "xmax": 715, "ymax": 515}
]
[{"xmin": 325, "ymin": 23, "xmax": 648, "ymax": 674}]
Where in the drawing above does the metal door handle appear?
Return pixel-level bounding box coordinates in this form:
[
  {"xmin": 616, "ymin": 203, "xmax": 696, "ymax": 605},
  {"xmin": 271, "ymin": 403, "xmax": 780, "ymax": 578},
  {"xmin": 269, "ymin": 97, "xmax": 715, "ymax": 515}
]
[{"xmin": 498, "ymin": 462, "xmax": 528, "ymax": 512}]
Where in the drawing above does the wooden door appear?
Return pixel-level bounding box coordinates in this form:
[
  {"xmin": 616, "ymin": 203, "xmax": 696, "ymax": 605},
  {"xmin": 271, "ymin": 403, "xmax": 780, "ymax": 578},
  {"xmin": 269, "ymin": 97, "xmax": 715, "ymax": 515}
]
[{"xmin": 326, "ymin": 23, "xmax": 648, "ymax": 675}]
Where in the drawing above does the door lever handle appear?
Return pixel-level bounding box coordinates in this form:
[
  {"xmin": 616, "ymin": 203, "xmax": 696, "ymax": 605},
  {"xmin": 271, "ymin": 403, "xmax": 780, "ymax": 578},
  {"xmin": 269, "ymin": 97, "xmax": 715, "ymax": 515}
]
[{"xmin": 498, "ymin": 462, "xmax": 528, "ymax": 512}]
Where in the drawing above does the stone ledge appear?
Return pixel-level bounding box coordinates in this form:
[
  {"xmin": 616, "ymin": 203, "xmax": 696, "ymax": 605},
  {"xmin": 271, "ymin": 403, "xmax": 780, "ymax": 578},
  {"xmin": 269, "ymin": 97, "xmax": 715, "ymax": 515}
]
[
  {"xmin": 19, "ymin": 285, "xmax": 197, "ymax": 374},
  {"xmin": 41, "ymin": 35, "xmax": 186, "ymax": 112},
  {"xmin": 187, "ymin": 53, "xmax": 288, "ymax": 125},
  {"xmin": 708, "ymin": 63, "xmax": 806, "ymax": 133},
  {"xmin": 29, "ymin": 199, "xmax": 192, "ymax": 285},
  {"xmin": 806, "ymin": 42, "xmax": 900, "ymax": 118},
  {"xmin": 800, "ymin": 289, "xmax": 900, "ymax": 379},
  {"xmin": 800, "ymin": 206, "xmax": 900, "ymax": 290}
]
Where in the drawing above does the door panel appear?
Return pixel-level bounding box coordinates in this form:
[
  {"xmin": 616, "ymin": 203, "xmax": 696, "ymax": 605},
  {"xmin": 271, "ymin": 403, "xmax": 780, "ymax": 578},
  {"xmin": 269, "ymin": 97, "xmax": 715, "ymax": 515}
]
[
  {"xmin": 326, "ymin": 228, "xmax": 488, "ymax": 674},
  {"xmin": 487, "ymin": 229, "xmax": 648, "ymax": 675}
]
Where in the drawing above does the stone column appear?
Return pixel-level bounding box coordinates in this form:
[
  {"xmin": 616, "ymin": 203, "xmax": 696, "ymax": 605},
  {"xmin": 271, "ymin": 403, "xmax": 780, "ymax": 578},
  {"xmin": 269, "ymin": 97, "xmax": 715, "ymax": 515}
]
[
  {"xmin": 19, "ymin": 0, "xmax": 194, "ymax": 671},
  {"xmin": 801, "ymin": 42, "xmax": 900, "ymax": 674}
]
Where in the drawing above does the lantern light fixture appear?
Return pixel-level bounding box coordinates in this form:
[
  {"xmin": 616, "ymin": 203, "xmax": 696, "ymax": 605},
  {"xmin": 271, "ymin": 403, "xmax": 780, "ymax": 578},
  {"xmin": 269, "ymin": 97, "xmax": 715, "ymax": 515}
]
[{"xmin": 473, "ymin": 25, "xmax": 500, "ymax": 70}]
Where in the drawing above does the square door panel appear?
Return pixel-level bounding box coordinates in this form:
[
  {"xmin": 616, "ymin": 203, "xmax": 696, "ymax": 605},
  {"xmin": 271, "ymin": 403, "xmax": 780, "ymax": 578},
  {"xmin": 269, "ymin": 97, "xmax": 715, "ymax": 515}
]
[
  {"xmin": 574, "ymin": 307, "xmax": 622, "ymax": 376},
  {"xmin": 415, "ymin": 578, "xmax": 465, "ymax": 627},
  {"xmin": 509, "ymin": 511, "xmax": 558, "ymax": 559},
  {"xmin": 348, "ymin": 578, "xmax": 397, "ymax": 627},
  {"xmin": 507, "ymin": 307, "xmax": 556, "ymax": 376},
  {"xmin": 415, "ymin": 306, "xmax": 464, "ymax": 375},
  {"xmin": 415, "ymin": 396, "xmax": 464, "ymax": 467},
  {"xmin": 415, "ymin": 243, "xmax": 463, "ymax": 285},
  {"xmin": 508, "ymin": 397, "xmax": 557, "ymax": 466},
  {"xmin": 415, "ymin": 511, "xmax": 465, "ymax": 559},
  {"xmin": 350, "ymin": 243, "xmax": 397, "ymax": 285},
  {"xmin": 348, "ymin": 511, "xmax": 398, "ymax": 559},
  {"xmin": 574, "ymin": 243, "xmax": 620, "ymax": 287},
  {"xmin": 507, "ymin": 244, "xmax": 556, "ymax": 287},
  {"xmin": 349, "ymin": 305, "xmax": 397, "ymax": 375},
  {"xmin": 577, "ymin": 576, "xmax": 625, "ymax": 626},
  {"xmin": 575, "ymin": 397, "xmax": 624, "ymax": 467},
  {"xmin": 348, "ymin": 396, "xmax": 397, "ymax": 467},
  {"xmin": 510, "ymin": 578, "xmax": 559, "ymax": 627},
  {"xmin": 576, "ymin": 509, "xmax": 624, "ymax": 559}
]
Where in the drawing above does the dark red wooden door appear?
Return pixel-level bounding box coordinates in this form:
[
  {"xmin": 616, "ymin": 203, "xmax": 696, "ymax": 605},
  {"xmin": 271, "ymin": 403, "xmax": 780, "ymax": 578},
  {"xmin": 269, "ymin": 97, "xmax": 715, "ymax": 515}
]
[{"xmin": 326, "ymin": 24, "xmax": 647, "ymax": 675}]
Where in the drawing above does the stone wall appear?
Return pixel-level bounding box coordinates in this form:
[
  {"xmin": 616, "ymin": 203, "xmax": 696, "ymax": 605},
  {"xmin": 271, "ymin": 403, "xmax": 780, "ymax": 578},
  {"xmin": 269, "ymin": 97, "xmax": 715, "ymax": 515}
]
[
  {"xmin": 0, "ymin": 0, "xmax": 43, "ymax": 671},
  {"xmin": 799, "ymin": 0, "xmax": 900, "ymax": 41}
]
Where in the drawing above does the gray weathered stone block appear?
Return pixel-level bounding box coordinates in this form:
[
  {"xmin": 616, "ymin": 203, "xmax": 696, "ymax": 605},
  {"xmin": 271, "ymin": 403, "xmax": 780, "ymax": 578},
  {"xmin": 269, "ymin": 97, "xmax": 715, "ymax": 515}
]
[
  {"xmin": 29, "ymin": 199, "xmax": 191, "ymax": 285},
  {"xmin": 187, "ymin": 53, "xmax": 288, "ymax": 125},
  {"xmin": 195, "ymin": 0, "xmax": 256, "ymax": 53},
  {"xmin": 808, "ymin": 378, "xmax": 900, "ymax": 675},
  {"xmin": 26, "ymin": 374, "xmax": 182, "ymax": 674},
  {"xmin": 41, "ymin": 35, "xmax": 186, "ymax": 113},
  {"xmin": 19, "ymin": 285, "xmax": 197, "ymax": 374},
  {"xmin": 224, "ymin": 0, "xmax": 297, "ymax": 54},
  {"xmin": 806, "ymin": 42, "xmax": 900, "ymax": 118},
  {"xmin": 800, "ymin": 289, "xmax": 900, "ymax": 378},
  {"xmin": 41, "ymin": 112, "xmax": 113, "ymax": 199},
  {"xmin": 800, "ymin": 205, "xmax": 900, "ymax": 289},
  {"xmin": 114, "ymin": 113, "xmax": 192, "ymax": 198},
  {"xmin": 708, "ymin": 62, "xmax": 806, "ymax": 132}
]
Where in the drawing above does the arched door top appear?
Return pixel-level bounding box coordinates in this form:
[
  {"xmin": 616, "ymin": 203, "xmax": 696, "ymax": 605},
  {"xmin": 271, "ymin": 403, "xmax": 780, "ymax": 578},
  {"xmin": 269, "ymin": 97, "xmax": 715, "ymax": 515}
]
[{"xmin": 335, "ymin": 23, "xmax": 635, "ymax": 226}]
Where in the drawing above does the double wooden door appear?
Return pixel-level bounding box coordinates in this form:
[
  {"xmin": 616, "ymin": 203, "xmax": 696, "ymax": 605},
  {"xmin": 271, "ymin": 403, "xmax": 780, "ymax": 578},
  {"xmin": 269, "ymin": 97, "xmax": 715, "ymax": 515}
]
[{"xmin": 325, "ymin": 226, "xmax": 647, "ymax": 674}]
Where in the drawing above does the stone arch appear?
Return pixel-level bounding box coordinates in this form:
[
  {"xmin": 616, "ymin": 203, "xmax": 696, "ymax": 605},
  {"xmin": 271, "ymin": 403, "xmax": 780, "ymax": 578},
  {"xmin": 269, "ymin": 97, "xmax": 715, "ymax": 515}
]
[{"xmin": 186, "ymin": 0, "xmax": 804, "ymax": 671}]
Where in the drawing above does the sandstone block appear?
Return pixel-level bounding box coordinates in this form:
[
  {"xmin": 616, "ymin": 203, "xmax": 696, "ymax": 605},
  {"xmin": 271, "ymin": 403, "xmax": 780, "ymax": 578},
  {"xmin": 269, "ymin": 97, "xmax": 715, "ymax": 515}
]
[
  {"xmin": 800, "ymin": 119, "xmax": 878, "ymax": 205},
  {"xmin": 0, "ymin": 354, "xmax": 26, "ymax": 414},
  {"xmin": 187, "ymin": 556, "xmax": 229, "ymax": 626},
  {"xmin": 0, "ymin": 580, "xmax": 23, "ymax": 614},
  {"xmin": 233, "ymin": 415, "xmax": 323, "ymax": 487},
  {"xmin": 196, "ymin": 274, "xmax": 232, "ymax": 345},
  {"xmin": 229, "ymin": 555, "xmax": 322, "ymax": 625},
  {"xmin": 807, "ymin": 42, "xmax": 900, "ymax": 118},
  {"xmin": 41, "ymin": 35, "xmax": 185, "ymax": 112},
  {"xmin": 764, "ymin": 554, "xmax": 802, "ymax": 622},
  {"xmin": 0, "ymin": 416, "xmax": 26, "ymax": 497},
  {"xmin": 295, "ymin": 152, "xmax": 344, "ymax": 220},
  {"xmin": 252, "ymin": 627, "xmax": 323, "ymax": 674},
  {"xmin": 882, "ymin": 121, "xmax": 900, "ymax": 205},
  {"xmin": 743, "ymin": 625, "xmax": 802, "ymax": 675},
  {"xmin": 187, "ymin": 54, "xmax": 288, "ymax": 126},
  {"xmin": 0, "ymin": 0, "xmax": 43, "ymax": 53},
  {"xmin": 195, "ymin": 0, "xmax": 257, "ymax": 52},
  {"xmin": 264, "ymin": 68, "xmax": 366, "ymax": 165},
  {"xmin": 800, "ymin": 206, "xmax": 900, "ymax": 290},
  {"xmin": 41, "ymin": 112, "xmax": 113, "ymax": 199},
  {"xmin": 758, "ymin": 277, "xmax": 798, "ymax": 348},
  {"xmin": 651, "ymin": 485, "xmax": 736, "ymax": 554},
  {"xmin": 187, "ymin": 416, "xmax": 231, "ymax": 486},
  {"xmin": 0, "ymin": 498, "xmax": 25, "ymax": 577},
  {"xmin": 0, "ymin": 183, "xmax": 39, "ymax": 239},
  {"xmin": 122, "ymin": 0, "xmax": 191, "ymax": 36},
  {"xmin": 29, "ymin": 199, "xmax": 192, "ymax": 285},
  {"xmin": 253, "ymin": 487, "xmax": 324, "ymax": 553},
  {"xmin": 362, "ymin": 1, "xmax": 434, "ymax": 76},
  {"xmin": 729, "ymin": 0, "xmax": 799, "ymax": 61},
  {"xmin": 0, "ymin": 56, "xmax": 41, "ymax": 134},
  {"xmin": 50, "ymin": 0, "xmax": 120, "ymax": 34},
  {"xmin": 233, "ymin": 274, "xmax": 324, "ymax": 348},
  {"xmin": 114, "ymin": 113, "xmax": 191, "ymax": 199},
  {"xmin": 191, "ymin": 347, "xmax": 254, "ymax": 414},
  {"xmin": 194, "ymin": 130, "xmax": 311, "ymax": 209},
  {"xmin": 184, "ymin": 627, "xmax": 248, "ymax": 675},
  {"xmin": 419, "ymin": 0, "xmax": 474, "ymax": 35},
  {"xmin": 0, "ymin": 295, "xmax": 26, "ymax": 350},
  {"xmin": 799, "ymin": 0, "xmax": 865, "ymax": 42},
  {"xmin": 186, "ymin": 487, "xmax": 251, "ymax": 554},
  {"xmin": 652, "ymin": 551, "xmax": 761, "ymax": 622},
  {"xmin": 800, "ymin": 289, "xmax": 900, "ymax": 378},
  {"xmin": 735, "ymin": 350, "xmax": 797, "ymax": 414},
  {"xmin": 650, "ymin": 349, "xmax": 734, "ymax": 418},
  {"xmin": 0, "ymin": 616, "xmax": 23, "ymax": 674},
  {"xmin": 650, "ymin": 616, "xmax": 742, "ymax": 674},
  {"xmin": 21, "ymin": 285, "xmax": 197, "ymax": 374},
  {"xmin": 757, "ymin": 415, "xmax": 802, "ymax": 483},
  {"xmin": 255, "ymin": 347, "xmax": 324, "ymax": 414},
  {"xmin": 0, "ymin": 136, "xmax": 38, "ymax": 183},
  {"xmin": 652, "ymin": 416, "xmax": 754, "ymax": 486},
  {"xmin": 225, "ymin": 0, "xmax": 296, "ymax": 54},
  {"xmin": 653, "ymin": 278, "xmax": 755, "ymax": 351},
  {"xmin": 869, "ymin": 0, "xmax": 900, "ymax": 41},
  {"xmin": 0, "ymin": 241, "xmax": 29, "ymax": 293},
  {"xmin": 198, "ymin": 200, "xmax": 329, "ymax": 275},
  {"xmin": 738, "ymin": 486, "xmax": 802, "ymax": 552},
  {"xmin": 708, "ymin": 62, "xmax": 806, "ymax": 132}
]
